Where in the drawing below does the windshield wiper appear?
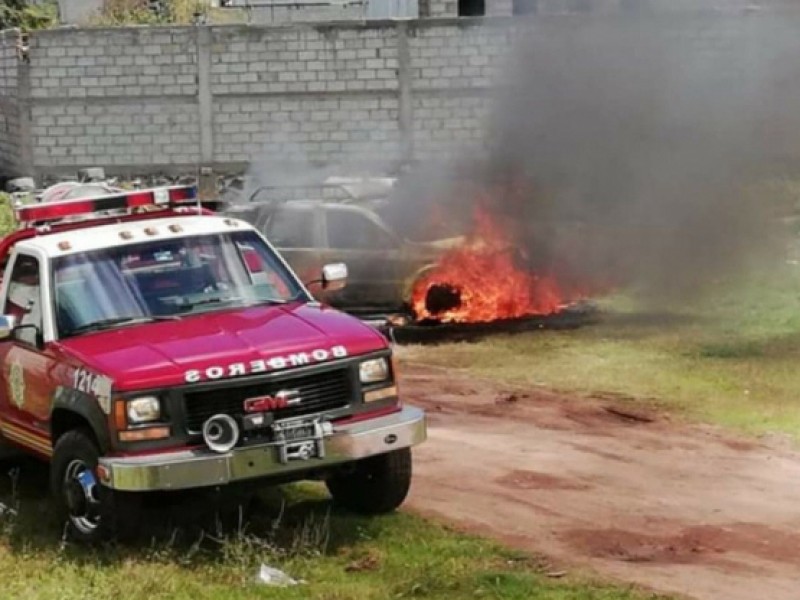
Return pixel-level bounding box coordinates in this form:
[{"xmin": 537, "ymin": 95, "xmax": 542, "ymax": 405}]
[
  {"xmin": 173, "ymin": 292, "xmax": 306, "ymax": 313},
  {"xmin": 68, "ymin": 315, "xmax": 179, "ymax": 335},
  {"xmin": 240, "ymin": 297, "xmax": 291, "ymax": 306},
  {"xmin": 175, "ymin": 296, "xmax": 243, "ymax": 311},
  {"xmin": 240, "ymin": 290, "xmax": 309, "ymax": 307}
]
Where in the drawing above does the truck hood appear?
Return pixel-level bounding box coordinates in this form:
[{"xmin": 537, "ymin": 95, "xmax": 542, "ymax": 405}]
[{"xmin": 56, "ymin": 303, "xmax": 387, "ymax": 391}]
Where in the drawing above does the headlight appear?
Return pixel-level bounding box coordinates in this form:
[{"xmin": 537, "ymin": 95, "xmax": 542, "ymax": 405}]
[
  {"xmin": 127, "ymin": 396, "xmax": 161, "ymax": 424},
  {"xmin": 359, "ymin": 358, "xmax": 389, "ymax": 384}
]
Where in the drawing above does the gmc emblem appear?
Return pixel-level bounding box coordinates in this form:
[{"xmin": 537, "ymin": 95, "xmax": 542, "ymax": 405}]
[{"xmin": 243, "ymin": 389, "xmax": 301, "ymax": 413}]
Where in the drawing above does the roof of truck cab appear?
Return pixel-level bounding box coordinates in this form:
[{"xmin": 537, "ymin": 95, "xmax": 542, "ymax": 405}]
[{"xmin": 13, "ymin": 214, "xmax": 257, "ymax": 259}]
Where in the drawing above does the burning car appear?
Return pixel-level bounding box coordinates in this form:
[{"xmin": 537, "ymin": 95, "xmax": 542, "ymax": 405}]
[
  {"xmin": 0, "ymin": 185, "xmax": 425, "ymax": 542},
  {"xmin": 409, "ymin": 206, "xmax": 575, "ymax": 323},
  {"xmin": 222, "ymin": 174, "xmax": 597, "ymax": 328},
  {"xmin": 222, "ymin": 199, "xmax": 461, "ymax": 317}
]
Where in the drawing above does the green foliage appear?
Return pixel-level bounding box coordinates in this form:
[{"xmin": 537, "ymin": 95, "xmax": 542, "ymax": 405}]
[
  {"xmin": 0, "ymin": 0, "xmax": 27, "ymax": 30},
  {"xmin": 0, "ymin": 0, "xmax": 58, "ymax": 31},
  {"xmin": 91, "ymin": 0, "xmax": 212, "ymax": 26},
  {"xmin": 90, "ymin": 0, "xmax": 247, "ymax": 27},
  {"xmin": 0, "ymin": 194, "xmax": 17, "ymax": 237},
  {"xmin": 92, "ymin": 0, "xmax": 166, "ymax": 27}
]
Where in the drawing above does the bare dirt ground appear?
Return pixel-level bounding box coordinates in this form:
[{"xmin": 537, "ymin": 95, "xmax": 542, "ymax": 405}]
[{"xmin": 401, "ymin": 364, "xmax": 800, "ymax": 600}]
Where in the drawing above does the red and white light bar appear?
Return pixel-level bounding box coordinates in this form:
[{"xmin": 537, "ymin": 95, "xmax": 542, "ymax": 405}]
[{"xmin": 16, "ymin": 185, "xmax": 198, "ymax": 227}]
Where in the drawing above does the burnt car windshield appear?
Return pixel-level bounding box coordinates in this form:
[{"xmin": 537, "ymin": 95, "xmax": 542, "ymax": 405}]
[{"xmin": 54, "ymin": 230, "xmax": 306, "ymax": 338}]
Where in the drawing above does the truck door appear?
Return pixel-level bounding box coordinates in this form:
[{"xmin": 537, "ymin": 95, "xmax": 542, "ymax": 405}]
[{"xmin": 0, "ymin": 251, "xmax": 58, "ymax": 457}]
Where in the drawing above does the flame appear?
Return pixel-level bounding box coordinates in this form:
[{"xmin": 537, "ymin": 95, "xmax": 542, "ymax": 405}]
[{"xmin": 411, "ymin": 205, "xmax": 576, "ymax": 323}]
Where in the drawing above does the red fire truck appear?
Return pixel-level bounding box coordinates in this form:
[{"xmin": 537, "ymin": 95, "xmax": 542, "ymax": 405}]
[{"xmin": 0, "ymin": 186, "xmax": 426, "ymax": 542}]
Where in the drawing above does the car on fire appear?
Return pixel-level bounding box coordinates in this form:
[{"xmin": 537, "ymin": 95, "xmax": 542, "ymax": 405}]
[
  {"xmin": 221, "ymin": 198, "xmax": 461, "ymax": 317},
  {"xmin": 0, "ymin": 185, "xmax": 426, "ymax": 542}
]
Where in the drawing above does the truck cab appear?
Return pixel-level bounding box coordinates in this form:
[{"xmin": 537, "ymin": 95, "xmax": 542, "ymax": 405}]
[{"xmin": 0, "ymin": 186, "xmax": 426, "ymax": 542}]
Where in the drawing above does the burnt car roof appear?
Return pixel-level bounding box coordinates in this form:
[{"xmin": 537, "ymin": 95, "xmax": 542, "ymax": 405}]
[{"xmin": 224, "ymin": 199, "xmax": 379, "ymax": 212}]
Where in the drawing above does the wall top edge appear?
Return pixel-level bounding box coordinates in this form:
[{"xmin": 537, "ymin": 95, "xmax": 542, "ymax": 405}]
[
  {"xmin": 24, "ymin": 8, "xmax": 800, "ymax": 40},
  {"xmin": 0, "ymin": 28, "xmax": 22, "ymax": 40}
]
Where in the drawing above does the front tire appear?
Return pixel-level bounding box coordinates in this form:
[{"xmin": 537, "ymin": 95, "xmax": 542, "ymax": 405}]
[
  {"xmin": 51, "ymin": 429, "xmax": 139, "ymax": 543},
  {"xmin": 326, "ymin": 448, "xmax": 412, "ymax": 514}
]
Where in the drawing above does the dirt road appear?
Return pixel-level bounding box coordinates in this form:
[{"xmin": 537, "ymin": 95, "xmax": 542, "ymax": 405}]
[{"xmin": 401, "ymin": 363, "xmax": 800, "ymax": 600}]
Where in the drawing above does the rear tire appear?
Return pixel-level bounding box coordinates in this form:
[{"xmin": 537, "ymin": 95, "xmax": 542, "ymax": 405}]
[
  {"xmin": 51, "ymin": 429, "xmax": 140, "ymax": 544},
  {"xmin": 326, "ymin": 448, "xmax": 412, "ymax": 514}
]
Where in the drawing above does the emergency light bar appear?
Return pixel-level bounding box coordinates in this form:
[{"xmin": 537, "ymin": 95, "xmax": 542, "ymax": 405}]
[{"xmin": 15, "ymin": 185, "xmax": 197, "ymax": 227}]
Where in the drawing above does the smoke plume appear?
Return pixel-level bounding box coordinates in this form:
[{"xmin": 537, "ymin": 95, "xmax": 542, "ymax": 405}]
[{"xmin": 391, "ymin": 11, "xmax": 800, "ymax": 303}]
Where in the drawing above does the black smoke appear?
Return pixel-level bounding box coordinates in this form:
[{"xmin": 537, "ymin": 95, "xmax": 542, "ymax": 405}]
[{"xmin": 388, "ymin": 11, "xmax": 800, "ymax": 302}]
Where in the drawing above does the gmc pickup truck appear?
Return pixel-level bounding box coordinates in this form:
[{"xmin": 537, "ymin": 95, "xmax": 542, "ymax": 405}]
[{"xmin": 0, "ymin": 186, "xmax": 426, "ymax": 542}]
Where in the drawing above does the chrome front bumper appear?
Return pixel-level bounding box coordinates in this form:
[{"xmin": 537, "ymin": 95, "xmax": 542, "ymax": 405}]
[{"xmin": 98, "ymin": 406, "xmax": 426, "ymax": 492}]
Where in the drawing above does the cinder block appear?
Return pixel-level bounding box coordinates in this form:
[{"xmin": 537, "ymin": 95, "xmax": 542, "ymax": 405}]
[{"xmin": 14, "ymin": 21, "xmax": 523, "ymax": 172}]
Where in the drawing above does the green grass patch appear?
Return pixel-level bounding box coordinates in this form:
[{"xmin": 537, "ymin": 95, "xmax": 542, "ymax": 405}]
[
  {"xmin": 405, "ymin": 265, "xmax": 800, "ymax": 439},
  {"xmin": 0, "ymin": 463, "xmax": 667, "ymax": 600},
  {"xmin": 0, "ymin": 193, "xmax": 17, "ymax": 237}
]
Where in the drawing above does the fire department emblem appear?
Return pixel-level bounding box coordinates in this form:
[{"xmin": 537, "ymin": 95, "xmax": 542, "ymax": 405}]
[{"xmin": 8, "ymin": 360, "xmax": 25, "ymax": 410}]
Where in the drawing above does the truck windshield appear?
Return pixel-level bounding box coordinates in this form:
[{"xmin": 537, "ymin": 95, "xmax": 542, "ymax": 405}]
[{"xmin": 53, "ymin": 230, "xmax": 307, "ymax": 338}]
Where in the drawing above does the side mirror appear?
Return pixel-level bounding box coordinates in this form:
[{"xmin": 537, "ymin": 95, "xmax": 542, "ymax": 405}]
[
  {"xmin": 0, "ymin": 315, "xmax": 17, "ymax": 341},
  {"xmin": 321, "ymin": 263, "xmax": 348, "ymax": 292}
]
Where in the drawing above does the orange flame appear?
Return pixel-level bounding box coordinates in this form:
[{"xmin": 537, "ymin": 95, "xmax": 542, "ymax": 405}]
[{"xmin": 411, "ymin": 205, "xmax": 576, "ymax": 323}]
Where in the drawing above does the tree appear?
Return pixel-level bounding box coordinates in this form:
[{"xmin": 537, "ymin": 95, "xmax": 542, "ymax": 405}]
[
  {"xmin": 0, "ymin": 0, "xmax": 58, "ymax": 31},
  {"xmin": 0, "ymin": 0, "xmax": 27, "ymax": 30}
]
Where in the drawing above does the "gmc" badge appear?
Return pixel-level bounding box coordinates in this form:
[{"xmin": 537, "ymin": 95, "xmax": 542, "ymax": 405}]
[{"xmin": 243, "ymin": 389, "xmax": 301, "ymax": 413}]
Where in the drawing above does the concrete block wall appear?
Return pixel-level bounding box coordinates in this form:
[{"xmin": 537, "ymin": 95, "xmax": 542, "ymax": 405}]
[
  {"xmin": 27, "ymin": 27, "xmax": 201, "ymax": 170},
  {"xmin": 5, "ymin": 8, "xmax": 800, "ymax": 178},
  {"xmin": 214, "ymin": 95, "xmax": 403, "ymax": 165},
  {"xmin": 408, "ymin": 20, "xmax": 522, "ymax": 159},
  {"xmin": 210, "ymin": 24, "xmax": 403, "ymax": 166},
  {"xmin": 0, "ymin": 30, "xmax": 22, "ymax": 176},
  {"xmin": 411, "ymin": 93, "xmax": 490, "ymax": 159}
]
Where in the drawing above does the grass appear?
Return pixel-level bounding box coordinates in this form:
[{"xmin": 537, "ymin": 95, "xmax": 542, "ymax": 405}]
[
  {"xmin": 0, "ymin": 193, "xmax": 16, "ymax": 237},
  {"xmin": 0, "ymin": 460, "xmax": 666, "ymax": 600},
  {"xmin": 403, "ymin": 263, "xmax": 800, "ymax": 439}
]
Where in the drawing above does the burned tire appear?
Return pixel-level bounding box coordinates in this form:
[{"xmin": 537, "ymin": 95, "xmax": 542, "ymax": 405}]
[
  {"xmin": 326, "ymin": 448, "xmax": 412, "ymax": 515},
  {"xmin": 50, "ymin": 429, "xmax": 140, "ymax": 544}
]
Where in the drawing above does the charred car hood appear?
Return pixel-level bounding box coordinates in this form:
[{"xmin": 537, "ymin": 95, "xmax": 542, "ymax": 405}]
[
  {"xmin": 405, "ymin": 236, "xmax": 465, "ymax": 254},
  {"xmin": 56, "ymin": 303, "xmax": 387, "ymax": 391}
]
